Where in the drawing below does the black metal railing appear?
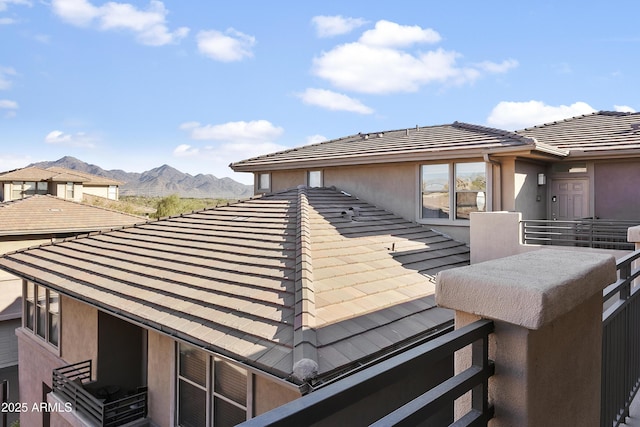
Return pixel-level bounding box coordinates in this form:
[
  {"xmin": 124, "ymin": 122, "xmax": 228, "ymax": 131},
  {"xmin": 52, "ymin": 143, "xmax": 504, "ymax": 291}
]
[
  {"xmin": 522, "ymin": 219, "xmax": 637, "ymax": 250},
  {"xmin": 238, "ymin": 319, "xmax": 495, "ymax": 427},
  {"xmin": 52, "ymin": 360, "xmax": 147, "ymax": 427},
  {"xmin": 602, "ymin": 248, "xmax": 640, "ymax": 427}
]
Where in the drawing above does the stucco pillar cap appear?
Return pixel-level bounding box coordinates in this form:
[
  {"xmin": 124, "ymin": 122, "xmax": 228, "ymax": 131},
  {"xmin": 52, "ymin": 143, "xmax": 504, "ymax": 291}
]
[
  {"xmin": 436, "ymin": 249, "xmax": 616, "ymax": 330},
  {"xmin": 628, "ymin": 225, "xmax": 640, "ymax": 243}
]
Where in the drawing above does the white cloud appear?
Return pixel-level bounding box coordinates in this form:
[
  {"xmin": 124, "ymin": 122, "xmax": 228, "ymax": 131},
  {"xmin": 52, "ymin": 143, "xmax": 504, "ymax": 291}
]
[
  {"xmin": 306, "ymin": 134, "xmax": 328, "ymax": 144},
  {"xmin": 0, "ymin": 99, "xmax": 17, "ymax": 109},
  {"xmin": 311, "ymin": 15, "xmax": 367, "ymax": 38},
  {"xmin": 171, "ymin": 140, "xmax": 288, "ymax": 184},
  {"xmin": 312, "ymin": 20, "xmax": 518, "ymax": 94},
  {"xmin": 0, "ymin": 99, "xmax": 17, "ymax": 118},
  {"xmin": 297, "ymin": 88, "xmax": 373, "ymax": 114},
  {"xmin": 0, "ymin": 154, "xmax": 34, "ymax": 171},
  {"xmin": 0, "ymin": 66, "xmax": 16, "ymax": 90},
  {"xmin": 475, "ymin": 59, "xmax": 519, "ymax": 74},
  {"xmin": 196, "ymin": 29, "xmax": 255, "ymax": 62},
  {"xmin": 173, "ymin": 144, "xmax": 199, "ymax": 157},
  {"xmin": 180, "ymin": 120, "xmax": 283, "ymax": 142},
  {"xmin": 0, "ymin": 0, "xmax": 31, "ymax": 12},
  {"xmin": 359, "ymin": 20, "xmax": 441, "ymax": 48},
  {"xmin": 614, "ymin": 105, "xmax": 636, "ymax": 113},
  {"xmin": 176, "ymin": 120, "xmax": 287, "ymax": 183},
  {"xmin": 51, "ymin": 0, "xmax": 188, "ymax": 46},
  {"xmin": 486, "ymin": 101, "xmax": 597, "ymax": 130},
  {"xmin": 0, "ymin": 17, "xmax": 16, "ymax": 24},
  {"xmin": 44, "ymin": 130, "xmax": 96, "ymax": 147}
]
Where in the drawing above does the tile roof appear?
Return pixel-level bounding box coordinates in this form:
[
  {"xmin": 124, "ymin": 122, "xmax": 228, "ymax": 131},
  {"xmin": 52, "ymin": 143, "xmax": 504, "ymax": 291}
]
[
  {"xmin": 0, "ymin": 195, "xmax": 146, "ymax": 236},
  {"xmin": 46, "ymin": 166, "xmax": 123, "ymax": 185},
  {"xmin": 0, "ymin": 166, "xmax": 121, "ymax": 185},
  {"xmin": 0, "ymin": 187, "xmax": 468, "ymax": 381},
  {"xmin": 230, "ymin": 122, "xmax": 564, "ymax": 171},
  {"xmin": 516, "ymin": 111, "xmax": 640, "ymax": 156}
]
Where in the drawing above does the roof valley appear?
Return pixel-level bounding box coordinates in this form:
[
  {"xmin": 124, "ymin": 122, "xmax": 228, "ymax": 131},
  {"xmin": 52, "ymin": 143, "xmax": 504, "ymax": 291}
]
[{"xmin": 293, "ymin": 186, "xmax": 318, "ymax": 368}]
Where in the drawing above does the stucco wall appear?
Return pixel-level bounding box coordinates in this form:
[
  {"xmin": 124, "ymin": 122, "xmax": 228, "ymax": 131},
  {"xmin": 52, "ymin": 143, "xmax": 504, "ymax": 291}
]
[
  {"xmin": 16, "ymin": 328, "xmax": 67, "ymax": 426},
  {"xmin": 594, "ymin": 160, "xmax": 640, "ymax": 220},
  {"xmin": 271, "ymin": 163, "xmax": 418, "ymax": 223},
  {"xmin": 271, "ymin": 170, "xmax": 306, "ymax": 193},
  {"xmin": 60, "ymin": 296, "xmax": 98, "ymax": 373},
  {"xmin": 82, "ymin": 185, "xmax": 116, "ymax": 200},
  {"xmin": 269, "ymin": 163, "xmax": 477, "ymax": 242},
  {"xmin": 147, "ymin": 330, "xmax": 174, "ymax": 427},
  {"xmin": 253, "ymin": 374, "xmax": 300, "ymax": 416},
  {"xmin": 514, "ymin": 160, "xmax": 546, "ymax": 220}
]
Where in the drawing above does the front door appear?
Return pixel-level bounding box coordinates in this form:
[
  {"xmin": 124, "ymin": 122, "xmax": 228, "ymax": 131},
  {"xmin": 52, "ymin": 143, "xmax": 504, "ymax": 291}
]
[{"xmin": 550, "ymin": 178, "xmax": 590, "ymax": 220}]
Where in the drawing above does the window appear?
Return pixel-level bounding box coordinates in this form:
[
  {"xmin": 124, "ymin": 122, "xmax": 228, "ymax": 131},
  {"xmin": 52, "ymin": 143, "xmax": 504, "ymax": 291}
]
[
  {"xmin": 307, "ymin": 170, "xmax": 322, "ymax": 188},
  {"xmin": 11, "ymin": 181, "xmax": 47, "ymax": 199},
  {"xmin": 421, "ymin": 164, "xmax": 450, "ymax": 219},
  {"xmin": 66, "ymin": 182, "xmax": 74, "ymax": 199},
  {"xmin": 455, "ymin": 162, "xmax": 487, "ymax": 220},
  {"xmin": 257, "ymin": 173, "xmax": 270, "ymax": 192},
  {"xmin": 177, "ymin": 343, "xmax": 250, "ymax": 427},
  {"xmin": 23, "ymin": 281, "xmax": 59, "ymax": 348},
  {"xmin": 421, "ymin": 162, "xmax": 486, "ymax": 221},
  {"xmin": 37, "ymin": 181, "xmax": 48, "ymax": 194}
]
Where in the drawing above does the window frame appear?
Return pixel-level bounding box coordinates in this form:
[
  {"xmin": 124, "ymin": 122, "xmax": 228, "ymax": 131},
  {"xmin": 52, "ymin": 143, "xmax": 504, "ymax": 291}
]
[
  {"xmin": 65, "ymin": 182, "xmax": 75, "ymax": 199},
  {"xmin": 307, "ymin": 170, "xmax": 323, "ymax": 188},
  {"xmin": 176, "ymin": 343, "xmax": 252, "ymax": 427},
  {"xmin": 257, "ymin": 173, "xmax": 271, "ymax": 193},
  {"xmin": 23, "ymin": 281, "xmax": 60, "ymax": 350},
  {"xmin": 419, "ymin": 161, "xmax": 488, "ymax": 223}
]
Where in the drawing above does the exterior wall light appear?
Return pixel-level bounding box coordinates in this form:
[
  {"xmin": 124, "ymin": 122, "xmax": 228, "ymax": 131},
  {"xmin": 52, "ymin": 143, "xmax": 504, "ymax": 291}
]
[{"xmin": 537, "ymin": 173, "xmax": 546, "ymax": 186}]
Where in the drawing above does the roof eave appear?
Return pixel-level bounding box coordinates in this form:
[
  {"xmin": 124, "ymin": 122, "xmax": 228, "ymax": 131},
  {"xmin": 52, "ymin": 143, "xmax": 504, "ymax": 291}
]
[
  {"xmin": 231, "ymin": 148, "xmax": 512, "ymax": 172},
  {"xmin": 563, "ymin": 149, "xmax": 640, "ymax": 160}
]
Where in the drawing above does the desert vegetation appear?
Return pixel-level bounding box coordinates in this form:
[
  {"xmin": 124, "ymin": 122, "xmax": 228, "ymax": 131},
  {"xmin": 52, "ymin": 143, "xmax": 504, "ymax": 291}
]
[{"xmin": 83, "ymin": 194, "xmax": 232, "ymax": 219}]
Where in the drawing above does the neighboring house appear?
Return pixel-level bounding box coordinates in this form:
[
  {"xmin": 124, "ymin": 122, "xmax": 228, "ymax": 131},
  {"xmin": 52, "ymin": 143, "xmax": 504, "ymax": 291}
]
[
  {"xmin": 515, "ymin": 111, "xmax": 640, "ymax": 221},
  {"xmin": 0, "ymin": 166, "xmax": 122, "ymax": 202},
  {"xmin": 0, "ymin": 186, "xmax": 469, "ymax": 426},
  {"xmin": 0, "ymin": 194, "xmax": 146, "ymax": 422},
  {"xmin": 231, "ymin": 111, "xmax": 640, "ymax": 243}
]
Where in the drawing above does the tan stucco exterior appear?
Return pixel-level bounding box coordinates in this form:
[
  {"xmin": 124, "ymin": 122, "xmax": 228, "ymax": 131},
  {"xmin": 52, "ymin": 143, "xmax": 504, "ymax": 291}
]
[
  {"xmin": 147, "ymin": 330, "xmax": 175, "ymax": 426},
  {"xmin": 437, "ymin": 250, "xmax": 616, "ymax": 427},
  {"xmin": 267, "ymin": 159, "xmax": 488, "ymax": 244},
  {"xmin": 253, "ymin": 374, "xmax": 301, "ymax": 416},
  {"xmin": 16, "ymin": 328, "xmax": 66, "ymax": 426},
  {"xmin": 60, "ymin": 296, "xmax": 98, "ymax": 372}
]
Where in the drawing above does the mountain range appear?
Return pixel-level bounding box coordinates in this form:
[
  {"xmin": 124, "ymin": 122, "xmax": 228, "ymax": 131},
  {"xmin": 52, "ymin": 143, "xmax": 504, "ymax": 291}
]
[{"xmin": 30, "ymin": 156, "xmax": 254, "ymax": 199}]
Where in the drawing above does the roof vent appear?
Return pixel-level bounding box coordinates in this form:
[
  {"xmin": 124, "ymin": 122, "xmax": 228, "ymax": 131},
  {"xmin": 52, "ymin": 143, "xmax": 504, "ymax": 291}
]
[
  {"xmin": 348, "ymin": 206, "xmax": 361, "ymax": 217},
  {"xmin": 631, "ymin": 123, "xmax": 640, "ymax": 132}
]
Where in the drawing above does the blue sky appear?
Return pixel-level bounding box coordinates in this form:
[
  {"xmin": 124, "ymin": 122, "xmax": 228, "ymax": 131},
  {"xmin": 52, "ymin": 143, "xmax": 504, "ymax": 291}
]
[{"xmin": 1, "ymin": 0, "xmax": 638, "ymax": 184}]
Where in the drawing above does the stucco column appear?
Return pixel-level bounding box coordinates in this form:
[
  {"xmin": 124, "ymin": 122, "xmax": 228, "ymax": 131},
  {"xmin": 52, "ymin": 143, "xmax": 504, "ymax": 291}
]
[
  {"xmin": 436, "ymin": 249, "xmax": 616, "ymax": 427},
  {"xmin": 630, "ymin": 226, "xmax": 640, "ymax": 249}
]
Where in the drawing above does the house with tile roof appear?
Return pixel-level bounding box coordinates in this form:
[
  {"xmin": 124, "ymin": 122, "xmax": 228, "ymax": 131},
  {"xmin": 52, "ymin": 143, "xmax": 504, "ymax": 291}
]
[
  {"xmin": 231, "ymin": 111, "xmax": 640, "ymax": 244},
  {"xmin": 0, "ymin": 186, "xmax": 468, "ymax": 426},
  {"xmin": 0, "ymin": 165, "xmax": 122, "ymax": 202},
  {"xmin": 0, "ymin": 194, "xmax": 146, "ymax": 422}
]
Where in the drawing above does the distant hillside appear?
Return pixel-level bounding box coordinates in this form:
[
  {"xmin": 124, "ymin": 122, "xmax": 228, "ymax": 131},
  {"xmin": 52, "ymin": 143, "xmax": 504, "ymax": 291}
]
[{"xmin": 30, "ymin": 156, "xmax": 254, "ymax": 199}]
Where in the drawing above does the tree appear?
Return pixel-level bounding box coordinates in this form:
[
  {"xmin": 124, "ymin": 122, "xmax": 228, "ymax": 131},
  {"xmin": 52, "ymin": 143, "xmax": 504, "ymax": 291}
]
[{"xmin": 154, "ymin": 194, "xmax": 181, "ymax": 218}]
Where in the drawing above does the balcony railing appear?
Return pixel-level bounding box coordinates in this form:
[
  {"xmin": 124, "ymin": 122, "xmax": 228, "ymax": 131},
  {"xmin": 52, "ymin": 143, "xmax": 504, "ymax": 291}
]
[
  {"xmin": 238, "ymin": 319, "xmax": 495, "ymax": 427},
  {"xmin": 521, "ymin": 219, "xmax": 637, "ymax": 251},
  {"xmin": 602, "ymin": 248, "xmax": 640, "ymax": 427},
  {"xmin": 52, "ymin": 360, "xmax": 147, "ymax": 427}
]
